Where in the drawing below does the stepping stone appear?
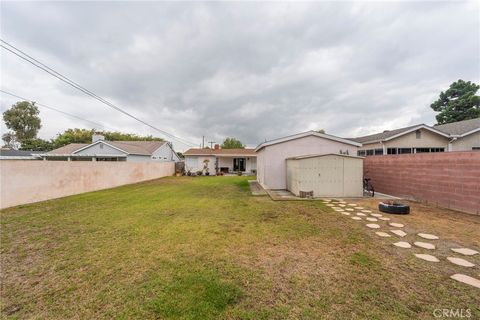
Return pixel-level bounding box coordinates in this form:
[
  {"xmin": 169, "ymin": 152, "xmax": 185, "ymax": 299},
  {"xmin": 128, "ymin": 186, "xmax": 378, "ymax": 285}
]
[
  {"xmin": 418, "ymin": 233, "xmax": 439, "ymax": 240},
  {"xmin": 366, "ymin": 223, "xmax": 380, "ymax": 229},
  {"xmin": 447, "ymin": 257, "xmax": 475, "ymax": 268},
  {"xmin": 354, "ymin": 207, "xmax": 364, "ymax": 210},
  {"xmin": 323, "ymin": 199, "xmax": 332, "ymax": 202},
  {"xmin": 345, "ymin": 208, "xmax": 354, "ymax": 211},
  {"xmin": 450, "ymin": 274, "xmax": 480, "ymax": 289},
  {"xmin": 361, "ymin": 210, "xmax": 372, "ymax": 213},
  {"xmin": 338, "ymin": 201, "xmax": 346, "ymax": 204},
  {"xmin": 366, "ymin": 217, "xmax": 378, "ymax": 222},
  {"xmin": 371, "ymin": 213, "xmax": 382, "ymax": 217},
  {"xmin": 348, "ymin": 203, "xmax": 357, "ymax": 206},
  {"xmin": 356, "ymin": 213, "xmax": 366, "ymax": 216},
  {"xmin": 415, "ymin": 254, "xmax": 439, "ymax": 262},
  {"xmin": 334, "ymin": 208, "xmax": 344, "ymax": 212},
  {"xmin": 379, "ymin": 217, "xmax": 391, "ymax": 221},
  {"xmin": 375, "ymin": 231, "xmax": 391, "ymax": 237},
  {"xmin": 451, "ymin": 248, "xmax": 479, "ymax": 256},
  {"xmin": 341, "ymin": 212, "xmax": 351, "ymax": 216},
  {"xmin": 338, "ymin": 204, "xmax": 346, "ymax": 207},
  {"xmin": 390, "ymin": 230, "xmax": 407, "ymax": 237},
  {"xmin": 389, "ymin": 223, "xmax": 404, "ymax": 228},
  {"xmin": 393, "ymin": 241, "xmax": 411, "ymax": 249},
  {"xmin": 326, "ymin": 204, "xmax": 335, "ymax": 207},
  {"xmin": 414, "ymin": 242, "xmax": 436, "ymax": 250},
  {"xmin": 351, "ymin": 216, "xmax": 362, "ymax": 221}
]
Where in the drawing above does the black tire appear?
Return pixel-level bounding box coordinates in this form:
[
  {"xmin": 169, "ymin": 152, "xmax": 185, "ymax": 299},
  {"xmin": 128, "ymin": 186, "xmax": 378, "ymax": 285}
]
[{"xmin": 378, "ymin": 202, "xmax": 410, "ymax": 214}]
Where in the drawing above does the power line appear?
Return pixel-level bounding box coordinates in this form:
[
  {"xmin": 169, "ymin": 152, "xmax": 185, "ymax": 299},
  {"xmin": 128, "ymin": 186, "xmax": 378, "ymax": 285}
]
[
  {"xmin": 0, "ymin": 89, "xmax": 115, "ymax": 131},
  {"xmin": 0, "ymin": 39, "xmax": 196, "ymax": 147}
]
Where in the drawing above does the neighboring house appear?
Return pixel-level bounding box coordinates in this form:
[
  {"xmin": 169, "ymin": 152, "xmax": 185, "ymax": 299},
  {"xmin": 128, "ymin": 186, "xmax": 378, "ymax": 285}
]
[
  {"xmin": 42, "ymin": 134, "xmax": 180, "ymax": 162},
  {"xmin": 255, "ymin": 131, "xmax": 361, "ymax": 190},
  {"xmin": 351, "ymin": 118, "xmax": 480, "ymax": 156},
  {"xmin": 183, "ymin": 145, "xmax": 256, "ymax": 174},
  {"xmin": 0, "ymin": 149, "xmax": 44, "ymax": 160}
]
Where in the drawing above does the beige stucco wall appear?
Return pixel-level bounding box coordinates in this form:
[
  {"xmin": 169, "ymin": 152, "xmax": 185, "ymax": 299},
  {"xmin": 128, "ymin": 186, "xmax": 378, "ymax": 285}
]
[
  {"xmin": 359, "ymin": 129, "xmax": 450, "ymax": 151},
  {"xmin": 256, "ymin": 135, "xmax": 358, "ymax": 189},
  {"xmin": 451, "ymin": 131, "xmax": 480, "ymax": 151},
  {"xmin": 0, "ymin": 161, "xmax": 175, "ymax": 209}
]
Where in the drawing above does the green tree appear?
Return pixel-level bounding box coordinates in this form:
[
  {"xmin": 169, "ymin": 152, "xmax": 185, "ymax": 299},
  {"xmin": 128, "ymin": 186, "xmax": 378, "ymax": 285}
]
[
  {"xmin": 3, "ymin": 101, "xmax": 42, "ymax": 142},
  {"xmin": 2, "ymin": 132, "xmax": 17, "ymax": 149},
  {"xmin": 317, "ymin": 129, "xmax": 325, "ymax": 134},
  {"xmin": 430, "ymin": 80, "xmax": 480, "ymax": 124},
  {"xmin": 221, "ymin": 137, "xmax": 245, "ymax": 149},
  {"xmin": 19, "ymin": 138, "xmax": 54, "ymax": 151}
]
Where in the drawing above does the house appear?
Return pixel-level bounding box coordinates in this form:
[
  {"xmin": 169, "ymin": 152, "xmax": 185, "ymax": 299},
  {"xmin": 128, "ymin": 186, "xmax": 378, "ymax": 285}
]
[
  {"xmin": 351, "ymin": 118, "xmax": 480, "ymax": 156},
  {"xmin": 0, "ymin": 149, "xmax": 44, "ymax": 160},
  {"xmin": 42, "ymin": 134, "xmax": 180, "ymax": 162},
  {"xmin": 183, "ymin": 145, "xmax": 256, "ymax": 174},
  {"xmin": 255, "ymin": 131, "xmax": 361, "ymax": 190}
]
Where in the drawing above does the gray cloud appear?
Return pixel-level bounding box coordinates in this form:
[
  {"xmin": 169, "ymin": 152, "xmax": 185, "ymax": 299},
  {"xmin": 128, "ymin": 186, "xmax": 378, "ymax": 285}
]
[{"xmin": 1, "ymin": 1, "xmax": 479, "ymax": 150}]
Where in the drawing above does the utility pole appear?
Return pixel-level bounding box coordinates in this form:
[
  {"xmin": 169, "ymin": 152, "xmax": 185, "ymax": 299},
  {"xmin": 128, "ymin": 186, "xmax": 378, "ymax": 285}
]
[
  {"xmin": 208, "ymin": 141, "xmax": 216, "ymax": 149},
  {"xmin": 202, "ymin": 136, "xmax": 205, "ymax": 149}
]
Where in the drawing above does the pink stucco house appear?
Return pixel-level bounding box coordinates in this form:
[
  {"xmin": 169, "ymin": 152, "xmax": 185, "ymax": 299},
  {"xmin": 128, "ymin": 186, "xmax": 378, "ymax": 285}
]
[{"xmin": 255, "ymin": 131, "xmax": 361, "ymax": 190}]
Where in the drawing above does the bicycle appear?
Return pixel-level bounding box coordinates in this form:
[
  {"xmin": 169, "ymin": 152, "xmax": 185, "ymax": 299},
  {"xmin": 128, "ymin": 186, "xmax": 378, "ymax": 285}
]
[{"xmin": 363, "ymin": 177, "xmax": 375, "ymax": 197}]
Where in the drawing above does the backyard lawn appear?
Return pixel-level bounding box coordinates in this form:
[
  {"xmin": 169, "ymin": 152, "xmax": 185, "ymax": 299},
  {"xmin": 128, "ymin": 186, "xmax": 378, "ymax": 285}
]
[{"xmin": 1, "ymin": 176, "xmax": 479, "ymax": 319}]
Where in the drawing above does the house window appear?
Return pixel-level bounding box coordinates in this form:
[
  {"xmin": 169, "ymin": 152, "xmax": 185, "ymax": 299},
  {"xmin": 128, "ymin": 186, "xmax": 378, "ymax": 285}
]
[
  {"xmin": 398, "ymin": 148, "xmax": 412, "ymax": 154},
  {"xmin": 357, "ymin": 150, "xmax": 366, "ymax": 157},
  {"xmin": 374, "ymin": 149, "xmax": 384, "ymax": 155},
  {"xmin": 233, "ymin": 158, "xmax": 246, "ymax": 171},
  {"xmin": 472, "ymin": 147, "xmax": 480, "ymax": 150},
  {"xmin": 366, "ymin": 149, "xmax": 374, "ymax": 156},
  {"xmin": 415, "ymin": 147, "xmax": 445, "ymax": 153},
  {"xmin": 387, "ymin": 148, "xmax": 397, "ymax": 154},
  {"xmin": 416, "ymin": 130, "xmax": 421, "ymax": 139}
]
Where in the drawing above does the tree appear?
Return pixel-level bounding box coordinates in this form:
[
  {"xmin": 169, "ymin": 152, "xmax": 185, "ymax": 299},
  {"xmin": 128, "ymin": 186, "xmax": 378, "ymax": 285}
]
[
  {"xmin": 221, "ymin": 137, "xmax": 245, "ymax": 149},
  {"xmin": 430, "ymin": 80, "xmax": 480, "ymax": 124},
  {"xmin": 19, "ymin": 138, "xmax": 54, "ymax": 151},
  {"xmin": 3, "ymin": 101, "xmax": 42, "ymax": 143},
  {"xmin": 317, "ymin": 129, "xmax": 326, "ymax": 134},
  {"xmin": 2, "ymin": 132, "xmax": 17, "ymax": 149}
]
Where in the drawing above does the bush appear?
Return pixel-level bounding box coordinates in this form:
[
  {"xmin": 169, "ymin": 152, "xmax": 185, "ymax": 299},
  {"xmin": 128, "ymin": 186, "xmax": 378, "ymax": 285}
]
[{"xmin": 196, "ymin": 170, "xmax": 203, "ymax": 176}]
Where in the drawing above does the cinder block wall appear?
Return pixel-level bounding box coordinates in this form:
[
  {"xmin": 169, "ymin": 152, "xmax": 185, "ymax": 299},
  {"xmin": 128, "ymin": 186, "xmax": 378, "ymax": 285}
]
[
  {"xmin": 0, "ymin": 161, "xmax": 175, "ymax": 209},
  {"xmin": 364, "ymin": 152, "xmax": 480, "ymax": 215}
]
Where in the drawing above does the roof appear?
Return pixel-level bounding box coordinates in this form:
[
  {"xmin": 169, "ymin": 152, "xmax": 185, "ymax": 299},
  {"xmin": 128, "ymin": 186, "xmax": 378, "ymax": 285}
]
[
  {"xmin": 183, "ymin": 148, "xmax": 256, "ymax": 157},
  {"xmin": 350, "ymin": 123, "xmax": 451, "ymax": 144},
  {"xmin": 47, "ymin": 140, "xmax": 167, "ymax": 156},
  {"xmin": 433, "ymin": 118, "xmax": 480, "ymax": 136},
  {"xmin": 0, "ymin": 149, "xmax": 44, "ymax": 157},
  {"xmin": 255, "ymin": 131, "xmax": 362, "ymax": 152},
  {"xmin": 286, "ymin": 153, "xmax": 364, "ymax": 160}
]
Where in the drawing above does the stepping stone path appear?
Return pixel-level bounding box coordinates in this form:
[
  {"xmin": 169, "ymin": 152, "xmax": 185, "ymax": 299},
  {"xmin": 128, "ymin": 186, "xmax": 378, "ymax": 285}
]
[
  {"xmin": 375, "ymin": 231, "xmax": 391, "ymax": 237},
  {"xmin": 356, "ymin": 213, "xmax": 367, "ymax": 216},
  {"xmin": 447, "ymin": 257, "xmax": 475, "ymax": 268},
  {"xmin": 451, "ymin": 248, "xmax": 479, "ymax": 256},
  {"xmin": 379, "ymin": 217, "xmax": 390, "ymax": 221},
  {"xmin": 450, "ymin": 274, "xmax": 480, "ymax": 289},
  {"xmin": 339, "ymin": 204, "xmax": 346, "ymax": 207},
  {"xmin": 389, "ymin": 223, "xmax": 404, "ymax": 228},
  {"xmin": 366, "ymin": 217, "xmax": 378, "ymax": 222},
  {"xmin": 361, "ymin": 210, "xmax": 372, "ymax": 213},
  {"xmin": 345, "ymin": 208, "xmax": 354, "ymax": 211},
  {"xmin": 415, "ymin": 254, "xmax": 439, "ymax": 262},
  {"xmin": 371, "ymin": 213, "xmax": 382, "ymax": 217},
  {"xmin": 393, "ymin": 241, "xmax": 411, "ymax": 249},
  {"xmin": 351, "ymin": 216, "xmax": 362, "ymax": 221},
  {"xmin": 390, "ymin": 230, "xmax": 407, "ymax": 237},
  {"xmin": 414, "ymin": 242, "xmax": 436, "ymax": 250},
  {"xmin": 366, "ymin": 223, "xmax": 380, "ymax": 229},
  {"xmin": 417, "ymin": 233, "xmax": 439, "ymax": 240}
]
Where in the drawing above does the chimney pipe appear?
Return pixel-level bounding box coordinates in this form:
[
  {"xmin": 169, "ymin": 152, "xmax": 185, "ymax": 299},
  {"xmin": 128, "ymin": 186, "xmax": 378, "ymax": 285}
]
[{"xmin": 92, "ymin": 132, "xmax": 105, "ymax": 143}]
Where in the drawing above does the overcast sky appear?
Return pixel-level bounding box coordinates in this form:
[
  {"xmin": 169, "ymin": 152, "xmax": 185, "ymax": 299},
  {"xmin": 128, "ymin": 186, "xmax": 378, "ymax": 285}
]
[{"xmin": 1, "ymin": 1, "xmax": 479, "ymax": 151}]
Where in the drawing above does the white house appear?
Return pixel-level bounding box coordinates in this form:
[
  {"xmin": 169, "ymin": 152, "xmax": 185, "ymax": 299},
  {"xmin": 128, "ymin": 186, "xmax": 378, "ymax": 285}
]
[
  {"xmin": 183, "ymin": 145, "xmax": 256, "ymax": 175},
  {"xmin": 42, "ymin": 134, "xmax": 180, "ymax": 162},
  {"xmin": 255, "ymin": 131, "xmax": 362, "ymax": 190}
]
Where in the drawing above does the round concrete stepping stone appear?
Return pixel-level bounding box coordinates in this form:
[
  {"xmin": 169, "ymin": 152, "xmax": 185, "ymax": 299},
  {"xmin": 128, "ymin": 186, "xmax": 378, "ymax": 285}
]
[
  {"xmin": 338, "ymin": 204, "xmax": 346, "ymax": 207},
  {"xmin": 338, "ymin": 201, "xmax": 346, "ymax": 204},
  {"xmin": 348, "ymin": 203, "xmax": 357, "ymax": 206},
  {"xmin": 415, "ymin": 254, "xmax": 439, "ymax": 262},
  {"xmin": 341, "ymin": 212, "xmax": 351, "ymax": 216},
  {"xmin": 389, "ymin": 223, "xmax": 404, "ymax": 228},
  {"xmin": 418, "ymin": 233, "xmax": 439, "ymax": 240},
  {"xmin": 371, "ymin": 213, "xmax": 382, "ymax": 217},
  {"xmin": 450, "ymin": 274, "xmax": 480, "ymax": 289},
  {"xmin": 414, "ymin": 242, "xmax": 436, "ymax": 250},
  {"xmin": 393, "ymin": 241, "xmax": 411, "ymax": 249},
  {"xmin": 379, "ymin": 217, "xmax": 391, "ymax": 221},
  {"xmin": 366, "ymin": 223, "xmax": 380, "ymax": 229},
  {"xmin": 326, "ymin": 204, "xmax": 335, "ymax": 207},
  {"xmin": 356, "ymin": 212, "xmax": 366, "ymax": 216},
  {"xmin": 375, "ymin": 231, "xmax": 391, "ymax": 237},
  {"xmin": 351, "ymin": 216, "xmax": 362, "ymax": 220},
  {"xmin": 390, "ymin": 230, "xmax": 407, "ymax": 237},
  {"xmin": 447, "ymin": 257, "xmax": 475, "ymax": 268},
  {"xmin": 366, "ymin": 217, "xmax": 378, "ymax": 222},
  {"xmin": 334, "ymin": 208, "xmax": 344, "ymax": 211},
  {"xmin": 451, "ymin": 248, "xmax": 479, "ymax": 256},
  {"xmin": 345, "ymin": 208, "xmax": 354, "ymax": 211},
  {"xmin": 361, "ymin": 210, "xmax": 372, "ymax": 213},
  {"xmin": 354, "ymin": 207, "xmax": 364, "ymax": 210}
]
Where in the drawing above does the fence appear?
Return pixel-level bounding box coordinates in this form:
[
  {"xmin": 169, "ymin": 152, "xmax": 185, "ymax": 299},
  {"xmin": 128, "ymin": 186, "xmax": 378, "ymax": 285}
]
[
  {"xmin": 363, "ymin": 152, "xmax": 480, "ymax": 215},
  {"xmin": 0, "ymin": 160, "xmax": 175, "ymax": 209}
]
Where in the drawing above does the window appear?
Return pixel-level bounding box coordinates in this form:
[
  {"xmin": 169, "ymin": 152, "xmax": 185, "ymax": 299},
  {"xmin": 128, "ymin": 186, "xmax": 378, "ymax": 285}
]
[
  {"xmin": 472, "ymin": 147, "xmax": 480, "ymax": 151},
  {"xmin": 233, "ymin": 158, "xmax": 246, "ymax": 171},
  {"xmin": 357, "ymin": 150, "xmax": 366, "ymax": 157},
  {"xmin": 374, "ymin": 149, "xmax": 384, "ymax": 155},
  {"xmin": 415, "ymin": 147, "xmax": 445, "ymax": 153},
  {"xmin": 387, "ymin": 148, "xmax": 397, "ymax": 154},
  {"xmin": 415, "ymin": 130, "xmax": 421, "ymax": 139},
  {"xmin": 398, "ymin": 148, "xmax": 412, "ymax": 154},
  {"xmin": 366, "ymin": 149, "xmax": 374, "ymax": 156}
]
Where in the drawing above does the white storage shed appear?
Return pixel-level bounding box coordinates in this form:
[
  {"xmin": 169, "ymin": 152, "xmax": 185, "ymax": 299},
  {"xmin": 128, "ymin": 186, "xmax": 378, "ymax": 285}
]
[{"xmin": 286, "ymin": 154, "xmax": 364, "ymax": 198}]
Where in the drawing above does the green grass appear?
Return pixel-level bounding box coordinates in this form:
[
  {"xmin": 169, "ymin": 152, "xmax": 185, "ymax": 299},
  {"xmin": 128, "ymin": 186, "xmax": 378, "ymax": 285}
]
[{"xmin": 1, "ymin": 176, "xmax": 479, "ymax": 319}]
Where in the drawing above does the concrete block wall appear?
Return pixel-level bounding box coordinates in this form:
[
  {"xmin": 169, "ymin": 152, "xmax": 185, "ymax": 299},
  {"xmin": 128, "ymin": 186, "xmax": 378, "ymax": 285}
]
[{"xmin": 364, "ymin": 152, "xmax": 480, "ymax": 215}]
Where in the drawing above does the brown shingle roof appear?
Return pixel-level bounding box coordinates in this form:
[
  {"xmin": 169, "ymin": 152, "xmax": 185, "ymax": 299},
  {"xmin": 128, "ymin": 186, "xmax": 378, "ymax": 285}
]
[
  {"xmin": 433, "ymin": 118, "xmax": 480, "ymax": 136},
  {"xmin": 184, "ymin": 148, "xmax": 256, "ymax": 156},
  {"xmin": 48, "ymin": 141, "xmax": 166, "ymax": 155},
  {"xmin": 348, "ymin": 124, "xmax": 422, "ymax": 143}
]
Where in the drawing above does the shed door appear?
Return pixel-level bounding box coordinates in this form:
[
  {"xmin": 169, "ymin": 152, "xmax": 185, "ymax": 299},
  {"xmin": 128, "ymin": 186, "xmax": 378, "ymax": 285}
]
[
  {"xmin": 343, "ymin": 158, "xmax": 363, "ymax": 197},
  {"xmin": 317, "ymin": 156, "xmax": 344, "ymax": 197}
]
